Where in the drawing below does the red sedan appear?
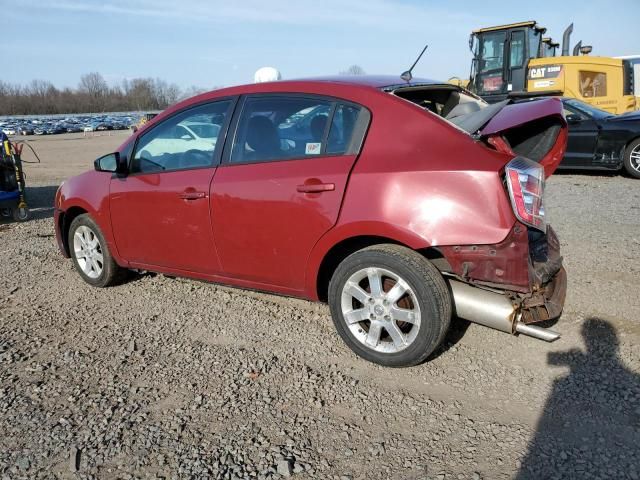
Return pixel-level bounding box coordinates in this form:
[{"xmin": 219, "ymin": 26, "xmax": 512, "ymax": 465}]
[{"xmin": 54, "ymin": 75, "xmax": 568, "ymax": 367}]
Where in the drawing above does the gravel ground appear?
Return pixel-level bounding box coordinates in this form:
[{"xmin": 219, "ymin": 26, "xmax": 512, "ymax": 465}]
[{"xmin": 1, "ymin": 133, "xmax": 639, "ymax": 479}]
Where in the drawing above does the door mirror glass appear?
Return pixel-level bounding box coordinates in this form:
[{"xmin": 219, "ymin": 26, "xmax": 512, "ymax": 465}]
[
  {"xmin": 94, "ymin": 153, "xmax": 119, "ymax": 172},
  {"xmin": 566, "ymin": 113, "xmax": 582, "ymax": 124}
]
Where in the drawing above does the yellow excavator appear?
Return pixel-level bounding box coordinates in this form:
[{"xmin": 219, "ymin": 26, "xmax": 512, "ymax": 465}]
[{"xmin": 456, "ymin": 21, "xmax": 638, "ymax": 114}]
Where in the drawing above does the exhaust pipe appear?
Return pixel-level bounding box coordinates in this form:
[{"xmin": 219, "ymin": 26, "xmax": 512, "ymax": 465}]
[
  {"xmin": 561, "ymin": 23, "xmax": 574, "ymax": 56},
  {"xmin": 515, "ymin": 322, "xmax": 561, "ymax": 342},
  {"xmin": 572, "ymin": 40, "xmax": 583, "ymax": 56},
  {"xmin": 448, "ymin": 279, "xmax": 560, "ymax": 342}
]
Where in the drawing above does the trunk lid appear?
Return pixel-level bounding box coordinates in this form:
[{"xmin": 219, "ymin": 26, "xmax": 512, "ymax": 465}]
[
  {"xmin": 452, "ymin": 97, "xmax": 568, "ymax": 177},
  {"xmin": 480, "ymin": 97, "xmax": 567, "ymax": 178}
]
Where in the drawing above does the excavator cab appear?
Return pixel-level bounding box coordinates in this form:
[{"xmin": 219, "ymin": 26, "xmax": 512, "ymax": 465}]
[
  {"xmin": 467, "ymin": 20, "xmax": 638, "ymax": 113},
  {"xmin": 469, "ymin": 21, "xmax": 546, "ymax": 102}
]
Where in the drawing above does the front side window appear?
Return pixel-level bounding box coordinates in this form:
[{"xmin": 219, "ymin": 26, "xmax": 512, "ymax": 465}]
[
  {"xmin": 579, "ymin": 71, "xmax": 607, "ymax": 98},
  {"xmin": 132, "ymin": 100, "xmax": 232, "ymax": 173},
  {"xmin": 230, "ymin": 96, "xmax": 333, "ymax": 163}
]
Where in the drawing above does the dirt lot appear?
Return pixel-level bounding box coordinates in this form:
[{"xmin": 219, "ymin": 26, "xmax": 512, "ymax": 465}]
[{"xmin": 1, "ymin": 133, "xmax": 639, "ymax": 480}]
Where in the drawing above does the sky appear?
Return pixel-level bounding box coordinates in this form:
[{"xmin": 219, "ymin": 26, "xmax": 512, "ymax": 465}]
[{"xmin": 2, "ymin": 0, "xmax": 640, "ymax": 91}]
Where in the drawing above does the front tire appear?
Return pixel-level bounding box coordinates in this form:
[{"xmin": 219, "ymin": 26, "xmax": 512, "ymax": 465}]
[
  {"xmin": 623, "ymin": 138, "xmax": 640, "ymax": 179},
  {"xmin": 328, "ymin": 244, "xmax": 452, "ymax": 367},
  {"xmin": 68, "ymin": 214, "xmax": 126, "ymax": 287}
]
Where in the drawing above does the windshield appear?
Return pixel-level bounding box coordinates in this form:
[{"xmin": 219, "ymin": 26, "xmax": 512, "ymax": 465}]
[
  {"xmin": 473, "ymin": 31, "xmax": 507, "ymax": 95},
  {"xmin": 564, "ymin": 98, "xmax": 612, "ymax": 119},
  {"xmin": 479, "ymin": 31, "xmax": 506, "ymax": 73}
]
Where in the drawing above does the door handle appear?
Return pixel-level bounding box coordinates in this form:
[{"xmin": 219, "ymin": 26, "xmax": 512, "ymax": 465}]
[
  {"xmin": 179, "ymin": 191, "xmax": 207, "ymax": 200},
  {"xmin": 296, "ymin": 183, "xmax": 335, "ymax": 193}
]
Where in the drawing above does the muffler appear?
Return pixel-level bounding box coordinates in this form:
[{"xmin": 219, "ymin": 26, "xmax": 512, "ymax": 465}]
[{"xmin": 447, "ymin": 279, "xmax": 560, "ymax": 342}]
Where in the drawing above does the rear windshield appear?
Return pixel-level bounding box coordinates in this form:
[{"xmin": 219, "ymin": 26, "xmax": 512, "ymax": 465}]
[{"xmin": 390, "ymin": 85, "xmax": 494, "ymax": 134}]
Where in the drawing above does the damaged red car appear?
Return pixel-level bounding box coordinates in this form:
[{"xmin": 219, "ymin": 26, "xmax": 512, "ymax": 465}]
[{"xmin": 54, "ymin": 75, "xmax": 568, "ymax": 367}]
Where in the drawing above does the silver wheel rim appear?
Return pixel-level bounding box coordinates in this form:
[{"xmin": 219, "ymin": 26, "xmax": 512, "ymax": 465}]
[
  {"xmin": 73, "ymin": 225, "xmax": 104, "ymax": 279},
  {"xmin": 341, "ymin": 267, "xmax": 421, "ymax": 354},
  {"xmin": 630, "ymin": 144, "xmax": 640, "ymax": 173}
]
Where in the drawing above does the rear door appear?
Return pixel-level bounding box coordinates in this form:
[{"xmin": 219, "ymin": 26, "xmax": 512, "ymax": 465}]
[
  {"xmin": 109, "ymin": 99, "xmax": 235, "ymax": 274},
  {"xmin": 211, "ymin": 95, "xmax": 369, "ymax": 290}
]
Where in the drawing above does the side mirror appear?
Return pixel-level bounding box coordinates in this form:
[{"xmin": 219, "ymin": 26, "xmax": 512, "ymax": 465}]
[
  {"xmin": 566, "ymin": 113, "xmax": 582, "ymax": 124},
  {"xmin": 94, "ymin": 152, "xmax": 127, "ymax": 174}
]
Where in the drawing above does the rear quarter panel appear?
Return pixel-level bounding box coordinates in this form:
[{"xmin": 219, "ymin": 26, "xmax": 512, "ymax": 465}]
[{"xmin": 305, "ymin": 96, "xmax": 517, "ymax": 298}]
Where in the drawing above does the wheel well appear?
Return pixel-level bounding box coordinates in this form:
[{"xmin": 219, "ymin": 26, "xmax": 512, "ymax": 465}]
[
  {"xmin": 624, "ymin": 136, "xmax": 640, "ymax": 155},
  {"xmin": 315, "ymin": 235, "xmax": 448, "ymax": 302},
  {"xmin": 60, "ymin": 206, "xmax": 87, "ymax": 256}
]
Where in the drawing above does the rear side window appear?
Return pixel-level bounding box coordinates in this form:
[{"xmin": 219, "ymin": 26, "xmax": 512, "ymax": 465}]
[
  {"xmin": 229, "ymin": 96, "xmax": 368, "ymax": 164},
  {"xmin": 327, "ymin": 104, "xmax": 361, "ymax": 155},
  {"xmin": 230, "ymin": 96, "xmax": 332, "ymax": 163},
  {"xmin": 579, "ymin": 71, "xmax": 607, "ymax": 98}
]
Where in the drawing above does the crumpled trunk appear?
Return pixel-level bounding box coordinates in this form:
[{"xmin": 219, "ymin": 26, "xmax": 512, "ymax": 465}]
[{"xmin": 479, "ymin": 97, "xmax": 568, "ymax": 177}]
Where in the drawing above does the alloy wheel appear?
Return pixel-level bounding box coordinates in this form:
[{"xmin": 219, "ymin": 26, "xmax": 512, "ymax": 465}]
[
  {"xmin": 340, "ymin": 267, "xmax": 421, "ymax": 353},
  {"xmin": 630, "ymin": 144, "xmax": 640, "ymax": 173},
  {"xmin": 73, "ymin": 225, "xmax": 104, "ymax": 279}
]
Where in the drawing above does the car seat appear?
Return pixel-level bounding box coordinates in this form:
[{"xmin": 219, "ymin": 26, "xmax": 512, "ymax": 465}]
[
  {"xmin": 310, "ymin": 115, "xmax": 328, "ymax": 142},
  {"xmin": 245, "ymin": 116, "xmax": 281, "ymax": 161}
]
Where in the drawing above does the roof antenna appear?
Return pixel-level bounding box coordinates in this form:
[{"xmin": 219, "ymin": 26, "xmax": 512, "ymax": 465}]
[{"xmin": 401, "ymin": 44, "xmax": 428, "ymax": 82}]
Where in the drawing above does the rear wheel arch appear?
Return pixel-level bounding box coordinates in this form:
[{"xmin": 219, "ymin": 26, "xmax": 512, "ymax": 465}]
[{"xmin": 315, "ymin": 235, "xmax": 448, "ymax": 302}]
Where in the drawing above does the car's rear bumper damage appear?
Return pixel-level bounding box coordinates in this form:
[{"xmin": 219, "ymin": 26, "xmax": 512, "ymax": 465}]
[{"xmin": 441, "ymin": 223, "xmax": 567, "ymax": 341}]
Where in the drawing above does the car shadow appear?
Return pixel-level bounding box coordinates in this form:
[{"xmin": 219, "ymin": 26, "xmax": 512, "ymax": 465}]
[
  {"xmin": 0, "ymin": 185, "xmax": 58, "ymax": 224},
  {"xmin": 427, "ymin": 317, "xmax": 472, "ymax": 361},
  {"xmin": 515, "ymin": 318, "xmax": 640, "ymax": 479}
]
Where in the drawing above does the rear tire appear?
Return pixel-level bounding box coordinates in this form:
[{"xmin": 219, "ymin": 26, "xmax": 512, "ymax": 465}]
[
  {"xmin": 328, "ymin": 244, "xmax": 452, "ymax": 367},
  {"xmin": 68, "ymin": 214, "xmax": 127, "ymax": 287},
  {"xmin": 623, "ymin": 138, "xmax": 640, "ymax": 179}
]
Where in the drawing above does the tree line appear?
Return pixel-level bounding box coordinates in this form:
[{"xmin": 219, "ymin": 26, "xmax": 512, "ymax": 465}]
[
  {"xmin": 1, "ymin": 67, "xmax": 367, "ymax": 116},
  {"xmin": 0, "ymin": 72, "xmax": 206, "ymax": 116}
]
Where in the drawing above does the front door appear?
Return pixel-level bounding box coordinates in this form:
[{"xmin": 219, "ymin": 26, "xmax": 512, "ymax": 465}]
[
  {"xmin": 562, "ymin": 104, "xmax": 599, "ymax": 168},
  {"xmin": 211, "ymin": 95, "xmax": 369, "ymax": 290},
  {"xmin": 110, "ymin": 99, "xmax": 235, "ymax": 274}
]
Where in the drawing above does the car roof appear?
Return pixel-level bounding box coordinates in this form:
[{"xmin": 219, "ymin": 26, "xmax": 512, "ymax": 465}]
[
  {"xmin": 202, "ymin": 75, "xmax": 445, "ymax": 99},
  {"xmin": 291, "ymin": 75, "xmax": 443, "ymax": 89},
  {"xmin": 129, "ymin": 74, "xmax": 448, "ymax": 141}
]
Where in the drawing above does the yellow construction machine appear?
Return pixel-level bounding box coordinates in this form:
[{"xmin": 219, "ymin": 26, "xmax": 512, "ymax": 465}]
[{"xmin": 461, "ymin": 21, "xmax": 638, "ymax": 113}]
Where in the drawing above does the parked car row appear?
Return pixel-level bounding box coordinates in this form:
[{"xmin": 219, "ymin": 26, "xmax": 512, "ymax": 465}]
[{"xmin": 0, "ymin": 114, "xmax": 138, "ymax": 137}]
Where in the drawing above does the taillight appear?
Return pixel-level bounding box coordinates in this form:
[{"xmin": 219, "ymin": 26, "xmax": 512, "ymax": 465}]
[{"xmin": 505, "ymin": 157, "xmax": 546, "ymax": 231}]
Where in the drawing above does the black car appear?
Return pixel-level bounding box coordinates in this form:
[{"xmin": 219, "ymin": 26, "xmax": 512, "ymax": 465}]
[{"xmin": 561, "ymin": 98, "xmax": 640, "ymax": 179}]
